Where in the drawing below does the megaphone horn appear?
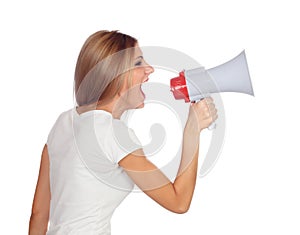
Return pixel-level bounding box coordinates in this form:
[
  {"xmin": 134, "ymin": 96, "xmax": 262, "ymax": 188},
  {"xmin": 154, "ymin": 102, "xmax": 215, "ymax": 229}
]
[{"xmin": 170, "ymin": 50, "xmax": 255, "ymax": 102}]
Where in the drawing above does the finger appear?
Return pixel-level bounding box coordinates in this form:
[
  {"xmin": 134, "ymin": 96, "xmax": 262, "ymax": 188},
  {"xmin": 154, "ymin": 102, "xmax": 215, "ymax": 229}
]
[
  {"xmin": 196, "ymin": 99, "xmax": 213, "ymax": 111},
  {"xmin": 213, "ymin": 114, "xmax": 218, "ymax": 122},
  {"xmin": 203, "ymin": 97, "xmax": 213, "ymax": 104},
  {"xmin": 207, "ymin": 102, "xmax": 215, "ymax": 111},
  {"xmin": 212, "ymin": 108, "xmax": 218, "ymax": 121},
  {"xmin": 195, "ymin": 97, "xmax": 212, "ymax": 107},
  {"xmin": 204, "ymin": 108, "xmax": 218, "ymax": 121}
]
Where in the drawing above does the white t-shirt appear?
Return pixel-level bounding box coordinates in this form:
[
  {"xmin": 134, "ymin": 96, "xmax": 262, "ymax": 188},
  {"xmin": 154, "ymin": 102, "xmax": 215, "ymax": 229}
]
[{"xmin": 46, "ymin": 107, "xmax": 141, "ymax": 235}]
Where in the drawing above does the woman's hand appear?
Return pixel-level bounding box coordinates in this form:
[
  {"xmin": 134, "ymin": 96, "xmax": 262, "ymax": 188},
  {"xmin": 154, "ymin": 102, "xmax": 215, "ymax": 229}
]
[
  {"xmin": 185, "ymin": 97, "xmax": 218, "ymax": 134},
  {"xmin": 119, "ymin": 97, "xmax": 218, "ymax": 214}
]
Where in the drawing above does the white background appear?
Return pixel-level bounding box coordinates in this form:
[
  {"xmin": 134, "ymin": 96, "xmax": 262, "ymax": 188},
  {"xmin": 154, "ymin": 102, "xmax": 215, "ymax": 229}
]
[{"xmin": 1, "ymin": 0, "xmax": 300, "ymax": 234}]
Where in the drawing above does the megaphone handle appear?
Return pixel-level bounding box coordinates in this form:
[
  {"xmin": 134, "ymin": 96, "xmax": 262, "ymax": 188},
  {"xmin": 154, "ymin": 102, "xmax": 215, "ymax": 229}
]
[
  {"xmin": 195, "ymin": 98, "xmax": 216, "ymax": 130},
  {"xmin": 208, "ymin": 122, "xmax": 216, "ymax": 130}
]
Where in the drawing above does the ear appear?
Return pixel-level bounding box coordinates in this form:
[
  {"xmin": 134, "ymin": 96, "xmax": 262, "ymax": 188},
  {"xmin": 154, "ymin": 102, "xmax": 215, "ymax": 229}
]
[
  {"xmin": 117, "ymin": 87, "xmax": 124, "ymax": 97},
  {"xmin": 117, "ymin": 77, "xmax": 130, "ymax": 98}
]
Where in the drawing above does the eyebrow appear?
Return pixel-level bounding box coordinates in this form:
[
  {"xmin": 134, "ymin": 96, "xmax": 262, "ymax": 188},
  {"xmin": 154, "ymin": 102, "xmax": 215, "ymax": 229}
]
[{"xmin": 135, "ymin": 55, "xmax": 143, "ymax": 60}]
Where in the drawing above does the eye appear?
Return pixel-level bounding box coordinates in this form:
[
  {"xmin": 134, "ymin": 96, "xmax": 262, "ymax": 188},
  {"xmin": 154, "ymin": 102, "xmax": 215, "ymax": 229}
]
[{"xmin": 134, "ymin": 61, "xmax": 143, "ymax": 67}]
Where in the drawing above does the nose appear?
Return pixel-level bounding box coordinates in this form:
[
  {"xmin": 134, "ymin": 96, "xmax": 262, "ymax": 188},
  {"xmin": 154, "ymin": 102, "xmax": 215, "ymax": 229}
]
[{"xmin": 144, "ymin": 61, "xmax": 154, "ymax": 74}]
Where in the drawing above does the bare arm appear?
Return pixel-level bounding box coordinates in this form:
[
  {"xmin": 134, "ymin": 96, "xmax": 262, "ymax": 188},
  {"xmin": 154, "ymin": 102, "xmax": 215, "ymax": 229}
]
[
  {"xmin": 29, "ymin": 144, "xmax": 51, "ymax": 235},
  {"xmin": 119, "ymin": 98, "xmax": 217, "ymax": 213}
]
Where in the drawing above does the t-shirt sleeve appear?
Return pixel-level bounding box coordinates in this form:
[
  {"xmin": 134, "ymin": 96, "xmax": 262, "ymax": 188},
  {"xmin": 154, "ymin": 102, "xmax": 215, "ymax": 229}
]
[
  {"xmin": 46, "ymin": 112, "xmax": 64, "ymax": 147},
  {"xmin": 100, "ymin": 119, "xmax": 142, "ymax": 164}
]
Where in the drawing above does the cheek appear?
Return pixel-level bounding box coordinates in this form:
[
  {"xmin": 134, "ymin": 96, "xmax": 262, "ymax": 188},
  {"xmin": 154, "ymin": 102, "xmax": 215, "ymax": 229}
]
[{"xmin": 132, "ymin": 69, "xmax": 144, "ymax": 84}]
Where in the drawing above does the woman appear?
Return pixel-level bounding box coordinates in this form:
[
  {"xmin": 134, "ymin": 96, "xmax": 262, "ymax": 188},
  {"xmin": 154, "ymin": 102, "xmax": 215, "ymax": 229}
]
[{"xmin": 29, "ymin": 30, "xmax": 218, "ymax": 234}]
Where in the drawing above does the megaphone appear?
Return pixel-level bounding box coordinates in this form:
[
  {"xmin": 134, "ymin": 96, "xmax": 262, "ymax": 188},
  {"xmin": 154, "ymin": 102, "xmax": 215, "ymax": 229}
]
[
  {"xmin": 170, "ymin": 50, "xmax": 254, "ymax": 128},
  {"xmin": 170, "ymin": 50, "xmax": 254, "ymax": 102}
]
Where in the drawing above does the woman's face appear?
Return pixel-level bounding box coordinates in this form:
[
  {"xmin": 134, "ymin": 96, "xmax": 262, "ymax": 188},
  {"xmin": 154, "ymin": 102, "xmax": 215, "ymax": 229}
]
[{"xmin": 120, "ymin": 45, "xmax": 154, "ymax": 109}]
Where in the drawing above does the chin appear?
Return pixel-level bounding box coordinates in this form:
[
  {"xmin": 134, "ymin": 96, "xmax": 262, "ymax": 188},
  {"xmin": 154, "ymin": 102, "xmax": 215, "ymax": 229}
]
[
  {"xmin": 125, "ymin": 101, "xmax": 144, "ymax": 111},
  {"xmin": 133, "ymin": 95, "xmax": 145, "ymax": 109},
  {"xmin": 136, "ymin": 103, "xmax": 145, "ymax": 109}
]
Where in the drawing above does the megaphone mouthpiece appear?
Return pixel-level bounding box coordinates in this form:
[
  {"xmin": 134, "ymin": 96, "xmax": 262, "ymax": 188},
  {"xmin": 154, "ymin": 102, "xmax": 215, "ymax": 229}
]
[{"xmin": 170, "ymin": 71, "xmax": 190, "ymax": 102}]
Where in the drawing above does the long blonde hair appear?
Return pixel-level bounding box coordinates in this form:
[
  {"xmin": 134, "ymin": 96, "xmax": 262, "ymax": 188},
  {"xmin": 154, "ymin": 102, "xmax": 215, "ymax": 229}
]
[{"xmin": 74, "ymin": 30, "xmax": 137, "ymax": 106}]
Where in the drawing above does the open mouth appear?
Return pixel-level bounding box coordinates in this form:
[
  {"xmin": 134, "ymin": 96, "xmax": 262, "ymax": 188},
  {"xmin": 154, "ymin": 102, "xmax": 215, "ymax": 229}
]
[
  {"xmin": 140, "ymin": 77, "xmax": 149, "ymax": 98},
  {"xmin": 140, "ymin": 84, "xmax": 145, "ymax": 98}
]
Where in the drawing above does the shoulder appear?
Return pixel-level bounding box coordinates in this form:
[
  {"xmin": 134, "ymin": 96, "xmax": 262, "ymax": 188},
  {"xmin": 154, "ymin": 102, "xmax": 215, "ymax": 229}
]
[
  {"xmin": 46, "ymin": 108, "xmax": 73, "ymax": 143},
  {"xmin": 94, "ymin": 113, "xmax": 141, "ymax": 154},
  {"xmin": 51, "ymin": 108, "xmax": 73, "ymax": 127},
  {"xmin": 93, "ymin": 111, "xmax": 131, "ymax": 134}
]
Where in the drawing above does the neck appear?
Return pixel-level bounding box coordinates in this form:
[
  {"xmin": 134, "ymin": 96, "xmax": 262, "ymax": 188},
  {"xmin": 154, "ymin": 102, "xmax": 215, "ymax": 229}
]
[
  {"xmin": 76, "ymin": 96, "xmax": 128, "ymax": 119},
  {"xmin": 96, "ymin": 104, "xmax": 125, "ymax": 119},
  {"xmin": 96, "ymin": 97, "xmax": 127, "ymax": 119}
]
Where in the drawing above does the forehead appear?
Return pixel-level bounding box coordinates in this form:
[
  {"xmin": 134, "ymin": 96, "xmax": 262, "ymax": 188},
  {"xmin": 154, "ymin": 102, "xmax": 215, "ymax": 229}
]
[{"xmin": 134, "ymin": 45, "xmax": 143, "ymax": 57}]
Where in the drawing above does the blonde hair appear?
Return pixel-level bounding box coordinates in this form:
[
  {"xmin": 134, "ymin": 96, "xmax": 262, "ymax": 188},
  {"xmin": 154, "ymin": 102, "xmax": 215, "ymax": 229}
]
[{"xmin": 74, "ymin": 30, "xmax": 137, "ymax": 106}]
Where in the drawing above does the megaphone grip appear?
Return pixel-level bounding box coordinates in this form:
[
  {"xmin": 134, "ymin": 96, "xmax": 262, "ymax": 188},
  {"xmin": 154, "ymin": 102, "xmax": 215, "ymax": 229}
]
[
  {"xmin": 208, "ymin": 122, "xmax": 216, "ymax": 130},
  {"xmin": 195, "ymin": 98, "xmax": 216, "ymax": 131}
]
